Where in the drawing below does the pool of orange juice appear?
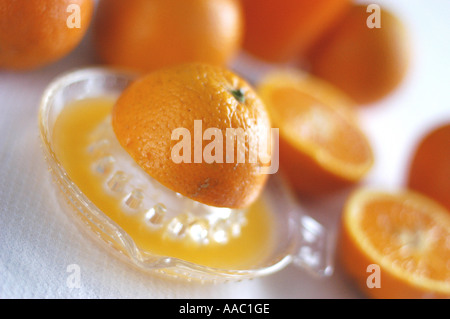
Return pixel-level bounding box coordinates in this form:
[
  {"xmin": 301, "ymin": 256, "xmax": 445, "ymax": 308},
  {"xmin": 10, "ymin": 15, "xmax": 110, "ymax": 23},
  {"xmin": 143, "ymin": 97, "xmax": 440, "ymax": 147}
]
[{"xmin": 53, "ymin": 97, "xmax": 275, "ymax": 269}]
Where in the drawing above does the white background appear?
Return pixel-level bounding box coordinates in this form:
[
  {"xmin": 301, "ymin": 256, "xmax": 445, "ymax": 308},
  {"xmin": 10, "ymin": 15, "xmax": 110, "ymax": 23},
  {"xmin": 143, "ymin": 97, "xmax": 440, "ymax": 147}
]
[{"xmin": 1, "ymin": 0, "xmax": 449, "ymax": 298}]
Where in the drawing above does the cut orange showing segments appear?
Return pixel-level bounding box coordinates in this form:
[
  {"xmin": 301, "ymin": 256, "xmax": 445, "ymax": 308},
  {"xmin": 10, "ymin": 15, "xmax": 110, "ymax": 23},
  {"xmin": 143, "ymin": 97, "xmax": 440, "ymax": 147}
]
[
  {"xmin": 339, "ymin": 188, "xmax": 450, "ymax": 298},
  {"xmin": 257, "ymin": 71, "xmax": 373, "ymax": 196}
]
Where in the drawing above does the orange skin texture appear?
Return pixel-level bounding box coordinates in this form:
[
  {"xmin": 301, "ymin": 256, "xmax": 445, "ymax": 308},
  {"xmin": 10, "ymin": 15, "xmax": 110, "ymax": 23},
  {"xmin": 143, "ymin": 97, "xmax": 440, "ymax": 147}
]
[
  {"xmin": 241, "ymin": 0, "xmax": 351, "ymax": 62},
  {"xmin": 308, "ymin": 4, "xmax": 410, "ymax": 105},
  {"xmin": 408, "ymin": 123, "xmax": 450, "ymax": 212},
  {"xmin": 94, "ymin": 0, "xmax": 243, "ymax": 72},
  {"xmin": 112, "ymin": 63, "xmax": 271, "ymax": 209},
  {"xmin": 338, "ymin": 189, "xmax": 450, "ymax": 298},
  {"xmin": 0, "ymin": 0, "xmax": 93, "ymax": 70}
]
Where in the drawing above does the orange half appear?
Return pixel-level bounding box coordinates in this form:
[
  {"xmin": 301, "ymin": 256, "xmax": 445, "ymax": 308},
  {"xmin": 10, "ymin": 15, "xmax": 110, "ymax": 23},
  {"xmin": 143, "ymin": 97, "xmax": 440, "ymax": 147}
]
[
  {"xmin": 339, "ymin": 188, "xmax": 450, "ymax": 298},
  {"xmin": 257, "ymin": 71, "xmax": 373, "ymax": 196}
]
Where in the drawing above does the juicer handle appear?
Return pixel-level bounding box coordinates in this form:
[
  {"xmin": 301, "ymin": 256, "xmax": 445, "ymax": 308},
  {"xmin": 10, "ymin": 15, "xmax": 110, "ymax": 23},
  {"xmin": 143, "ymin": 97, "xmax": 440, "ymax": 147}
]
[
  {"xmin": 291, "ymin": 211, "xmax": 334, "ymax": 277},
  {"xmin": 266, "ymin": 175, "xmax": 334, "ymax": 277}
]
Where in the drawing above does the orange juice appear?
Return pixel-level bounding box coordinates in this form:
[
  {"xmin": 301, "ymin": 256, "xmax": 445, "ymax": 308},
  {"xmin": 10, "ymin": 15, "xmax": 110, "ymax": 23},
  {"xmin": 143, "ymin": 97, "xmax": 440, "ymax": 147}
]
[{"xmin": 52, "ymin": 97, "xmax": 275, "ymax": 269}]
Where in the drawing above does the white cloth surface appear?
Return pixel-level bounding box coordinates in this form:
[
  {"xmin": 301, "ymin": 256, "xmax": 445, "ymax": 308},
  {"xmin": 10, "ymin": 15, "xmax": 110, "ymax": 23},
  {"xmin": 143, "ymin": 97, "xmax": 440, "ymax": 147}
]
[{"xmin": 1, "ymin": 0, "xmax": 449, "ymax": 298}]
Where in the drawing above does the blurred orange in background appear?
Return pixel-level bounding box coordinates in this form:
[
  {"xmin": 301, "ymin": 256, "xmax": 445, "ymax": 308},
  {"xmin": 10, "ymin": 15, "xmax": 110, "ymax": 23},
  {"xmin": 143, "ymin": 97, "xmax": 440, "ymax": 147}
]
[
  {"xmin": 339, "ymin": 188, "xmax": 450, "ymax": 298},
  {"xmin": 408, "ymin": 123, "xmax": 450, "ymax": 212},
  {"xmin": 240, "ymin": 0, "xmax": 351, "ymax": 63},
  {"xmin": 0, "ymin": 0, "xmax": 94, "ymax": 70},
  {"xmin": 306, "ymin": 4, "xmax": 410, "ymax": 105},
  {"xmin": 94, "ymin": 0, "xmax": 243, "ymax": 72},
  {"xmin": 257, "ymin": 71, "xmax": 373, "ymax": 197}
]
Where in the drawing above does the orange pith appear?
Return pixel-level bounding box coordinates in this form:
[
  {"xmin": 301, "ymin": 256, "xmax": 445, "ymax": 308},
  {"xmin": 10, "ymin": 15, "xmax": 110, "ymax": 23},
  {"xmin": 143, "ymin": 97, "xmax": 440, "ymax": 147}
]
[
  {"xmin": 112, "ymin": 63, "xmax": 270, "ymax": 209},
  {"xmin": 339, "ymin": 188, "xmax": 450, "ymax": 298},
  {"xmin": 257, "ymin": 71, "xmax": 373, "ymax": 196},
  {"xmin": 0, "ymin": 0, "xmax": 93, "ymax": 70}
]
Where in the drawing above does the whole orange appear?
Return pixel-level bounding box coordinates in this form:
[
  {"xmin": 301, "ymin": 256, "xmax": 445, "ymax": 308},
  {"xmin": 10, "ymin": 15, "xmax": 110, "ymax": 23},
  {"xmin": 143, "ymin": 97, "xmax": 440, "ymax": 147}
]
[
  {"xmin": 307, "ymin": 4, "xmax": 410, "ymax": 105},
  {"xmin": 408, "ymin": 123, "xmax": 450, "ymax": 212},
  {"xmin": 112, "ymin": 63, "xmax": 271, "ymax": 209},
  {"xmin": 0, "ymin": 0, "xmax": 93, "ymax": 70},
  {"xmin": 240, "ymin": 0, "xmax": 351, "ymax": 63},
  {"xmin": 94, "ymin": 0, "xmax": 243, "ymax": 72}
]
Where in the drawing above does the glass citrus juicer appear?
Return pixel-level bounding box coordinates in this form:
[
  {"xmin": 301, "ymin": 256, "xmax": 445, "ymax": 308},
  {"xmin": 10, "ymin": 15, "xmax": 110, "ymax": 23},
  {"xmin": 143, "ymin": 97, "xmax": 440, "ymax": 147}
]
[{"xmin": 39, "ymin": 67, "xmax": 334, "ymax": 282}]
